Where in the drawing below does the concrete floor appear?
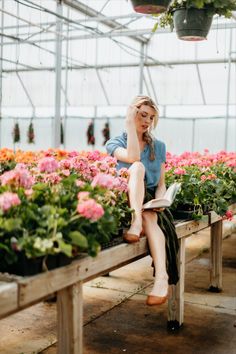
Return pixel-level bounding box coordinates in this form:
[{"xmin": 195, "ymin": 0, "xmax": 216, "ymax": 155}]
[{"xmin": 0, "ymin": 222, "xmax": 235, "ymax": 354}]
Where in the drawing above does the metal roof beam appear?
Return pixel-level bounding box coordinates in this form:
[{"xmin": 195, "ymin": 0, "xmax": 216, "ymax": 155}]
[
  {"xmin": 2, "ymin": 58, "xmax": 236, "ymax": 74},
  {"xmin": 62, "ymin": 0, "xmax": 148, "ymax": 44}
]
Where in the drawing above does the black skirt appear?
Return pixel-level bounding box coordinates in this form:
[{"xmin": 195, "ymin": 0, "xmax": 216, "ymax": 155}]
[{"xmin": 144, "ymin": 188, "xmax": 179, "ymax": 285}]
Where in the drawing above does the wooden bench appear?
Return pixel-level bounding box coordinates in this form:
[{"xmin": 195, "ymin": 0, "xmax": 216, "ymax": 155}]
[{"xmin": 0, "ymin": 210, "xmax": 229, "ymax": 353}]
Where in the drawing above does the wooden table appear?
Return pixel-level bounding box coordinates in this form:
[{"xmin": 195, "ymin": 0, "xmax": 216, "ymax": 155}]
[{"xmin": 0, "ymin": 210, "xmax": 226, "ymax": 354}]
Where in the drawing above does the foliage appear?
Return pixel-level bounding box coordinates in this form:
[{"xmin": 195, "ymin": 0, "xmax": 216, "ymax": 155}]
[
  {"xmin": 154, "ymin": 0, "xmax": 236, "ymax": 29},
  {"xmin": 12, "ymin": 122, "xmax": 20, "ymax": 143},
  {"xmin": 27, "ymin": 121, "xmax": 35, "ymax": 144},
  {"xmin": 102, "ymin": 122, "xmax": 110, "ymax": 145},
  {"xmin": 0, "ymin": 150, "xmax": 132, "ymax": 270},
  {"xmin": 87, "ymin": 121, "xmax": 95, "ymax": 145},
  {"xmin": 165, "ymin": 150, "xmax": 236, "ymax": 219}
]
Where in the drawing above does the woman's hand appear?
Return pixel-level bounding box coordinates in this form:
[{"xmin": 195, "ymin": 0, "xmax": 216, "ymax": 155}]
[
  {"xmin": 126, "ymin": 105, "xmax": 139, "ymax": 125},
  {"xmin": 153, "ymin": 207, "xmax": 165, "ymax": 212}
]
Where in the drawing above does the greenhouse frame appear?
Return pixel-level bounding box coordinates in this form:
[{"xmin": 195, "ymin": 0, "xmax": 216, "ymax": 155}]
[{"xmin": 0, "ymin": 0, "xmax": 235, "ymax": 153}]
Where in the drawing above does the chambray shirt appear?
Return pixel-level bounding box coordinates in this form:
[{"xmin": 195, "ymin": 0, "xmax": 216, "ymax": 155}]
[{"xmin": 105, "ymin": 132, "xmax": 166, "ymax": 189}]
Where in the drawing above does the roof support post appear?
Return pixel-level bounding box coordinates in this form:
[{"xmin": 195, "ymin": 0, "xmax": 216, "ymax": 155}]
[
  {"xmin": 0, "ymin": 0, "xmax": 4, "ymax": 148},
  {"xmin": 139, "ymin": 42, "xmax": 145, "ymax": 94},
  {"xmin": 53, "ymin": 0, "xmax": 63, "ymax": 148},
  {"xmin": 224, "ymin": 28, "xmax": 233, "ymax": 151}
]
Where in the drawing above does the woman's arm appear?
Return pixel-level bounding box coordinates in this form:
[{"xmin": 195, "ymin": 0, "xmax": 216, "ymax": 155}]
[
  {"xmin": 113, "ymin": 106, "xmax": 140, "ymax": 163},
  {"xmin": 155, "ymin": 163, "xmax": 166, "ymax": 198}
]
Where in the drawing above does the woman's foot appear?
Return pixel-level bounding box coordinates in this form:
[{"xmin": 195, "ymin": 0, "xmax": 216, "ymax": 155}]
[
  {"xmin": 123, "ymin": 220, "xmax": 142, "ymax": 244},
  {"xmin": 146, "ymin": 276, "xmax": 168, "ymax": 306}
]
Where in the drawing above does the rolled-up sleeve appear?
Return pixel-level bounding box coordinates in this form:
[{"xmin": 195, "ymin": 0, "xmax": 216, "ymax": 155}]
[
  {"xmin": 161, "ymin": 142, "xmax": 166, "ymax": 163},
  {"xmin": 105, "ymin": 135, "xmax": 126, "ymax": 156}
]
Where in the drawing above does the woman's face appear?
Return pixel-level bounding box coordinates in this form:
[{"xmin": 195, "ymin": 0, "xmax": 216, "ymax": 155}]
[{"xmin": 135, "ymin": 104, "xmax": 156, "ymax": 134}]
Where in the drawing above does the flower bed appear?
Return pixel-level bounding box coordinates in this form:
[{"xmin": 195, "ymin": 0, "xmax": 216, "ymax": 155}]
[
  {"xmin": 0, "ymin": 148, "xmax": 235, "ymax": 274},
  {"xmin": 0, "ymin": 149, "xmax": 132, "ymax": 273},
  {"xmin": 165, "ymin": 150, "xmax": 236, "ymax": 220}
]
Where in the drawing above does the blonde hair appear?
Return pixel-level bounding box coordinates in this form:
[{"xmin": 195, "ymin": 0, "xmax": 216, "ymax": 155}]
[{"xmin": 131, "ymin": 95, "xmax": 159, "ymax": 161}]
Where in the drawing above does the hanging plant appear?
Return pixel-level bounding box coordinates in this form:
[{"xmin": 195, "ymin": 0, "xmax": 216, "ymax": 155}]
[
  {"xmin": 27, "ymin": 121, "xmax": 35, "ymax": 144},
  {"xmin": 60, "ymin": 120, "xmax": 64, "ymax": 145},
  {"xmin": 87, "ymin": 121, "xmax": 95, "ymax": 145},
  {"xmin": 12, "ymin": 122, "xmax": 20, "ymax": 143},
  {"xmin": 102, "ymin": 122, "xmax": 110, "ymax": 145}
]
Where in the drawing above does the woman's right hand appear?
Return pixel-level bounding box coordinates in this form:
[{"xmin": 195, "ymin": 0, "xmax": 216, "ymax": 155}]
[{"xmin": 126, "ymin": 105, "xmax": 139, "ymax": 125}]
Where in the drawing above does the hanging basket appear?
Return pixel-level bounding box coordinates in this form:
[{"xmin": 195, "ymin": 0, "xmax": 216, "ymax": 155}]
[
  {"xmin": 173, "ymin": 8, "xmax": 213, "ymax": 41},
  {"xmin": 131, "ymin": 0, "xmax": 171, "ymax": 14}
]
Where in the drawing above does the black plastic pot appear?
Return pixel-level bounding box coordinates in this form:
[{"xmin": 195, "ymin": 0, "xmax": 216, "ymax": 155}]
[
  {"xmin": 173, "ymin": 8, "xmax": 213, "ymax": 41},
  {"xmin": 131, "ymin": 0, "xmax": 171, "ymax": 14},
  {"xmin": 5, "ymin": 253, "xmax": 71, "ymax": 276}
]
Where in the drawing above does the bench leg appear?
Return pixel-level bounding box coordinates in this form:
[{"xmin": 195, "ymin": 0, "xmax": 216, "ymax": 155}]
[
  {"xmin": 57, "ymin": 281, "xmax": 83, "ymax": 354},
  {"xmin": 168, "ymin": 237, "xmax": 185, "ymax": 330},
  {"xmin": 209, "ymin": 219, "xmax": 223, "ymax": 292}
]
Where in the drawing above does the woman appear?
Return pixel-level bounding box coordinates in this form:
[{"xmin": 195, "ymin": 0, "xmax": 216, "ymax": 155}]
[{"xmin": 106, "ymin": 95, "xmax": 179, "ymax": 306}]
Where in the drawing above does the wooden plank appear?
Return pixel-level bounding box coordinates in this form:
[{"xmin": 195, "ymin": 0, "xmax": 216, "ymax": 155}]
[
  {"xmin": 168, "ymin": 238, "xmax": 186, "ymax": 326},
  {"xmin": 0, "ymin": 282, "xmax": 18, "ymax": 318},
  {"xmin": 18, "ymin": 238, "xmax": 149, "ymax": 307},
  {"xmin": 210, "ymin": 219, "xmax": 223, "ymax": 290},
  {"xmin": 57, "ymin": 281, "xmax": 83, "ymax": 354},
  {"xmin": 17, "ymin": 218, "xmax": 214, "ymax": 307},
  {"xmin": 175, "ymin": 218, "xmax": 209, "ymax": 239}
]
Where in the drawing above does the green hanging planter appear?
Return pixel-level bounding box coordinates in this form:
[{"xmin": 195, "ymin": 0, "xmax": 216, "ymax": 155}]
[
  {"xmin": 131, "ymin": 0, "xmax": 171, "ymax": 14},
  {"xmin": 173, "ymin": 8, "xmax": 213, "ymax": 41}
]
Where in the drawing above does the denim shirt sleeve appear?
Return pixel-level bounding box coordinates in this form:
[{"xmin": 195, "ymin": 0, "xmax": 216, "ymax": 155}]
[{"xmin": 105, "ymin": 134, "xmax": 126, "ymax": 156}]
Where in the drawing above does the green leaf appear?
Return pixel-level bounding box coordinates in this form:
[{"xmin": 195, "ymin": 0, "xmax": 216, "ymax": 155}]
[
  {"xmin": 58, "ymin": 239, "xmax": 72, "ymax": 257},
  {"xmin": 69, "ymin": 231, "xmax": 88, "ymax": 249},
  {"xmin": 4, "ymin": 218, "xmax": 22, "ymax": 232}
]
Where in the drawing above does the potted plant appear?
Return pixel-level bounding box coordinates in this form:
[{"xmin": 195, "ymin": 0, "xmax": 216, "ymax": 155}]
[
  {"xmin": 130, "ymin": 0, "xmax": 172, "ymax": 14},
  {"xmin": 156, "ymin": 0, "xmax": 236, "ymax": 41}
]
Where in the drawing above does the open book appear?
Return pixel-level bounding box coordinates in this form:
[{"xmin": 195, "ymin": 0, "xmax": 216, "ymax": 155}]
[{"xmin": 142, "ymin": 182, "xmax": 181, "ymax": 210}]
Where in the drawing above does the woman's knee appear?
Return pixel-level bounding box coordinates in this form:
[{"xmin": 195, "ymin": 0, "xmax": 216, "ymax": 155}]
[
  {"xmin": 129, "ymin": 161, "xmax": 145, "ymax": 177},
  {"xmin": 142, "ymin": 210, "xmax": 158, "ymax": 225}
]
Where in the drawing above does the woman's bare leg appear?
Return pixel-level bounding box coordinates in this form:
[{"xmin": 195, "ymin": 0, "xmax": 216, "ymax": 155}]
[
  {"xmin": 142, "ymin": 211, "xmax": 168, "ymax": 297},
  {"xmin": 126, "ymin": 161, "xmax": 145, "ymax": 236}
]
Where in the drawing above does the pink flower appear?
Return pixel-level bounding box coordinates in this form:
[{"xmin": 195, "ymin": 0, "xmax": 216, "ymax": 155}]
[
  {"xmin": 75, "ymin": 180, "xmax": 85, "ymax": 188},
  {"xmin": 25, "ymin": 189, "xmax": 33, "ymax": 197},
  {"xmin": 223, "ymin": 210, "xmax": 233, "ymax": 221},
  {"xmin": 77, "ymin": 199, "xmax": 104, "ymax": 222},
  {"xmin": 201, "ymin": 175, "xmax": 207, "ymax": 181},
  {"xmin": 174, "ymin": 167, "xmax": 186, "ymax": 175},
  {"xmin": 0, "ymin": 167, "xmax": 34, "ymax": 189},
  {"xmin": 38, "ymin": 157, "xmax": 59, "ymax": 173},
  {"xmin": 0, "ymin": 192, "xmax": 21, "ymax": 212},
  {"xmin": 91, "ymin": 173, "xmax": 116, "ymax": 189},
  {"xmin": 207, "ymin": 173, "xmax": 217, "ymax": 180},
  {"xmin": 43, "ymin": 173, "xmax": 62, "ymax": 184},
  {"xmin": 61, "ymin": 169, "xmax": 70, "ymax": 177},
  {"xmin": 77, "ymin": 191, "xmax": 90, "ymax": 203}
]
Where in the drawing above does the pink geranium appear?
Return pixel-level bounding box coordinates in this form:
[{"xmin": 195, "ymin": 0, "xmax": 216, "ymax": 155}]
[
  {"xmin": 0, "ymin": 167, "xmax": 34, "ymax": 189},
  {"xmin": 0, "ymin": 192, "xmax": 21, "ymax": 212},
  {"xmin": 91, "ymin": 173, "xmax": 116, "ymax": 189},
  {"xmin": 38, "ymin": 157, "xmax": 59, "ymax": 173},
  {"xmin": 77, "ymin": 191, "xmax": 90, "ymax": 203},
  {"xmin": 173, "ymin": 167, "xmax": 186, "ymax": 175},
  {"xmin": 77, "ymin": 199, "xmax": 104, "ymax": 222}
]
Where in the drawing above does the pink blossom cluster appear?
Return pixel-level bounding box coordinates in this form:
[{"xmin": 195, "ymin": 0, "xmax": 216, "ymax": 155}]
[
  {"xmin": 200, "ymin": 174, "xmax": 217, "ymax": 181},
  {"xmin": 38, "ymin": 157, "xmax": 59, "ymax": 173},
  {"xmin": 0, "ymin": 192, "xmax": 21, "ymax": 212},
  {"xmin": 77, "ymin": 198, "xmax": 104, "ymax": 222},
  {"xmin": 166, "ymin": 150, "xmax": 236, "ymax": 170},
  {"xmin": 91, "ymin": 173, "xmax": 128, "ymax": 193},
  {"xmin": 0, "ymin": 165, "xmax": 34, "ymax": 189}
]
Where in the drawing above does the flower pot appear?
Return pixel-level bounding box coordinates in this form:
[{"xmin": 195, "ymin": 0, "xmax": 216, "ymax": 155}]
[
  {"xmin": 4, "ymin": 253, "xmax": 72, "ymax": 276},
  {"xmin": 173, "ymin": 8, "xmax": 213, "ymax": 41},
  {"xmin": 171, "ymin": 209, "xmax": 195, "ymax": 220},
  {"xmin": 131, "ymin": 0, "xmax": 171, "ymax": 14}
]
